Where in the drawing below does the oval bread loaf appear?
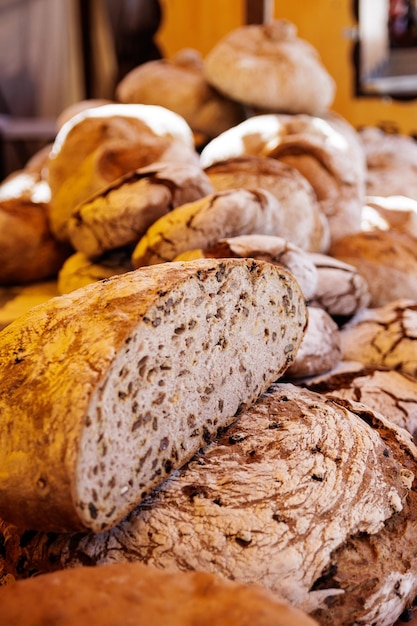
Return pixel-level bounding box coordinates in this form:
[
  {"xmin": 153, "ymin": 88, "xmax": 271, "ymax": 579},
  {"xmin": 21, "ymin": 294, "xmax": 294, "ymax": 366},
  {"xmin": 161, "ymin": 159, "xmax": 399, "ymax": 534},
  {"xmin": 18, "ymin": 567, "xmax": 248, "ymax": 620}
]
[
  {"xmin": 0, "ymin": 258, "xmax": 307, "ymax": 533},
  {"xmin": 0, "ymin": 561, "xmax": 319, "ymax": 626},
  {"xmin": 5, "ymin": 383, "xmax": 417, "ymax": 625}
]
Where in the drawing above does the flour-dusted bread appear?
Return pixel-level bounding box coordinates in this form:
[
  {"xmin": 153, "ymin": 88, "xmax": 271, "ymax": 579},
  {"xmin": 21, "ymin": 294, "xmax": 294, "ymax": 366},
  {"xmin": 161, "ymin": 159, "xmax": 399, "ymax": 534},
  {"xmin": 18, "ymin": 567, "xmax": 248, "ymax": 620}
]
[
  {"xmin": 116, "ymin": 48, "xmax": 246, "ymax": 145},
  {"xmin": 298, "ymin": 362, "xmax": 417, "ymax": 440},
  {"xmin": 339, "ymin": 299, "xmax": 417, "ymax": 376},
  {"xmin": 47, "ymin": 103, "xmax": 198, "ymax": 242},
  {"xmin": 284, "ymin": 306, "xmax": 342, "ymax": 379},
  {"xmin": 4, "ymin": 383, "xmax": 417, "ymax": 625},
  {"xmin": 364, "ymin": 195, "xmax": 417, "ymax": 237},
  {"xmin": 0, "ymin": 561, "xmax": 319, "ymax": 626},
  {"xmin": 330, "ymin": 229, "xmax": 417, "ymax": 307},
  {"xmin": 360, "ymin": 126, "xmax": 417, "ymax": 199},
  {"xmin": 67, "ymin": 162, "xmax": 213, "ymax": 258},
  {"xmin": 0, "ymin": 258, "xmax": 307, "ymax": 533},
  {"xmin": 131, "ymin": 188, "xmax": 286, "ymax": 268},
  {"xmin": 200, "ymin": 112, "xmax": 366, "ymax": 245},
  {"xmin": 205, "ymin": 156, "xmax": 329, "ymax": 253},
  {"xmin": 174, "ymin": 234, "xmax": 318, "ymax": 300},
  {"xmin": 308, "ymin": 253, "xmax": 371, "ymax": 318},
  {"xmin": 203, "ymin": 20, "xmax": 335, "ymax": 115}
]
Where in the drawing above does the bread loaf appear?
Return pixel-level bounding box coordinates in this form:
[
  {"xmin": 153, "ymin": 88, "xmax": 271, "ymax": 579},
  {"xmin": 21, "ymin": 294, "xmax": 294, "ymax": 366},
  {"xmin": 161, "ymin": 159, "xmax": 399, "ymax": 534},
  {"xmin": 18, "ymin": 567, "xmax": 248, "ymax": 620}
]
[
  {"xmin": 174, "ymin": 234, "xmax": 318, "ymax": 300},
  {"xmin": 204, "ymin": 156, "xmax": 329, "ymax": 253},
  {"xmin": 0, "ymin": 561, "xmax": 319, "ymax": 626},
  {"xmin": 339, "ymin": 299, "xmax": 417, "ymax": 376},
  {"xmin": 203, "ymin": 20, "xmax": 335, "ymax": 115},
  {"xmin": 131, "ymin": 188, "xmax": 286, "ymax": 268},
  {"xmin": 0, "ymin": 258, "xmax": 307, "ymax": 533},
  {"xmin": 4, "ymin": 383, "xmax": 417, "ymax": 625},
  {"xmin": 67, "ymin": 162, "xmax": 213, "ymax": 258}
]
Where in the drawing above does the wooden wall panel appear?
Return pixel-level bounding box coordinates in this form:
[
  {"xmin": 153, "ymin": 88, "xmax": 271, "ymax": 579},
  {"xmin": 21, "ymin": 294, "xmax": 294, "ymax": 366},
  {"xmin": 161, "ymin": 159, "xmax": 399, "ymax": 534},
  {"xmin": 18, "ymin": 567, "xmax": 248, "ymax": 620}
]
[{"xmin": 157, "ymin": 0, "xmax": 244, "ymax": 58}]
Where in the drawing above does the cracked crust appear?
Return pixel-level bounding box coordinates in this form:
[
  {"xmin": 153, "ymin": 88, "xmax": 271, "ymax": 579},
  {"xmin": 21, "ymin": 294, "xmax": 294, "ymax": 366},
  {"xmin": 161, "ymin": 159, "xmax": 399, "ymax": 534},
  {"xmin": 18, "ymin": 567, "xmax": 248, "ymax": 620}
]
[
  {"xmin": 200, "ymin": 112, "xmax": 366, "ymax": 245},
  {"xmin": 339, "ymin": 299, "xmax": 417, "ymax": 377},
  {"xmin": 131, "ymin": 188, "xmax": 286, "ymax": 268},
  {"xmin": 3, "ymin": 383, "xmax": 417, "ymax": 625},
  {"xmin": 173, "ymin": 234, "xmax": 318, "ymax": 300},
  {"xmin": 67, "ymin": 162, "xmax": 213, "ymax": 258},
  {"xmin": 0, "ymin": 258, "xmax": 307, "ymax": 533},
  {"xmin": 205, "ymin": 156, "xmax": 329, "ymax": 253},
  {"xmin": 308, "ymin": 253, "xmax": 371, "ymax": 318}
]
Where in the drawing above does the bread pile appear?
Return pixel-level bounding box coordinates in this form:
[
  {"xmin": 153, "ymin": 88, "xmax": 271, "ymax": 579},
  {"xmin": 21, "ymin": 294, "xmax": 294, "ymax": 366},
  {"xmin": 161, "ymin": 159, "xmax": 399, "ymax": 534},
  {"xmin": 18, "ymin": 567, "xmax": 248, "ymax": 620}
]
[{"xmin": 1, "ymin": 17, "xmax": 417, "ymax": 626}]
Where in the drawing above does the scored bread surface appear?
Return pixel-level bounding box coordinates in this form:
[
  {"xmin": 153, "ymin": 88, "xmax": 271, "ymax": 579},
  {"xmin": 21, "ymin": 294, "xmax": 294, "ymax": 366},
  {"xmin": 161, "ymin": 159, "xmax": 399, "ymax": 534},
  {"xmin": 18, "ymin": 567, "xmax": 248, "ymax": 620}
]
[{"xmin": 0, "ymin": 258, "xmax": 307, "ymax": 533}]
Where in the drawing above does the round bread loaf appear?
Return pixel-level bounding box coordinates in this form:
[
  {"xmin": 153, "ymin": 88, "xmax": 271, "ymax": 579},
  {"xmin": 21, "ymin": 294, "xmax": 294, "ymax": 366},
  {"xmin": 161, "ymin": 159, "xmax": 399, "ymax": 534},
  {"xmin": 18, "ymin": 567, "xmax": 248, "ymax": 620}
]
[
  {"xmin": 131, "ymin": 188, "xmax": 286, "ymax": 268},
  {"xmin": 284, "ymin": 306, "xmax": 342, "ymax": 379},
  {"xmin": 308, "ymin": 253, "xmax": 371, "ymax": 318},
  {"xmin": 364, "ymin": 195, "xmax": 417, "ymax": 237},
  {"xmin": 116, "ymin": 48, "xmax": 246, "ymax": 145},
  {"xmin": 360, "ymin": 126, "xmax": 417, "ymax": 199},
  {"xmin": 200, "ymin": 112, "xmax": 366, "ymax": 245},
  {"xmin": 67, "ymin": 161, "xmax": 213, "ymax": 258},
  {"xmin": 5, "ymin": 383, "xmax": 417, "ymax": 625},
  {"xmin": 330, "ymin": 229, "xmax": 417, "ymax": 307},
  {"xmin": 339, "ymin": 299, "xmax": 417, "ymax": 376},
  {"xmin": 0, "ymin": 561, "xmax": 319, "ymax": 626},
  {"xmin": 47, "ymin": 103, "xmax": 198, "ymax": 242},
  {"xmin": 0, "ymin": 171, "xmax": 71, "ymax": 285},
  {"xmin": 0, "ymin": 258, "xmax": 307, "ymax": 533},
  {"xmin": 173, "ymin": 233, "xmax": 318, "ymax": 300},
  {"xmin": 298, "ymin": 362, "xmax": 417, "ymax": 440},
  {"xmin": 205, "ymin": 156, "xmax": 329, "ymax": 253},
  {"xmin": 203, "ymin": 20, "xmax": 335, "ymax": 114}
]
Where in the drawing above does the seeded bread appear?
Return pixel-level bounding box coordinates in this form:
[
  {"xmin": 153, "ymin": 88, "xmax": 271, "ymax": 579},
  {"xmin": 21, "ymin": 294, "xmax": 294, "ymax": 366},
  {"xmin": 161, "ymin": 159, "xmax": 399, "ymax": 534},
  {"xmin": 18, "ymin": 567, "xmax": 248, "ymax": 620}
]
[
  {"xmin": 0, "ymin": 561, "xmax": 319, "ymax": 626},
  {"xmin": 174, "ymin": 234, "xmax": 318, "ymax": 300},
  {"xmin": 4, "ymin": 383, "xmax": 417, "ymax": 625},
  {"xmin": 0, "ymin": 258, "xmax": 307, "ymax": 533}
]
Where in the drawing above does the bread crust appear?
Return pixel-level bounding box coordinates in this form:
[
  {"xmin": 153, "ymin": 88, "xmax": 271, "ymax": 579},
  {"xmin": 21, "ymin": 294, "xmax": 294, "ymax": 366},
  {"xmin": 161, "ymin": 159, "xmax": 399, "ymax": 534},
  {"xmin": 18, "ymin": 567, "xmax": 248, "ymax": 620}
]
[{"xmin": 0, "ymin": 258, "xmax": 307, "ymax": 532}]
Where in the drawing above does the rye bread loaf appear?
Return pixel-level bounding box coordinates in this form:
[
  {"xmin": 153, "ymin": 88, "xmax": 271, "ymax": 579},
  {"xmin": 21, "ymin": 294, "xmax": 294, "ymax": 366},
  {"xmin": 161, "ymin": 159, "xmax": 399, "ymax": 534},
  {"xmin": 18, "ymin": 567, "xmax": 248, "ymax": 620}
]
[
  {"xmin": 67, "ymin": 162, "xmax": 213, "ymax": 258},
  {"xmin": 308, "ymin": 253, "xmax": 371, "ymax": 319},
  {"xmin": 116, "ymin": 48, "xmax": 246, "ymax": 145},
  {"xmin": 0, "ymin": 561, "xmax": 319, "ymax": 626},
  {"xmin": 330, "ymin": 229, "xmax": 417, "ymax": 307},
  {"xmin": 0, "ymin": 171, "xmax": 71, "ymax": 285},
  {"xmin": 284, "ymin": 306, "xmax": 342, "ymax": 379},
  {"xmin": 200, "ymin": 112, "xmax": 366, "ymax": 245},
  {"xmin": 0, "ymin": 258, "xmax": 307, "ymax": 533},
  {"xmin": 360, "ymin": 126, "xmax": 417, "ymax": 199},
  {"xmin": 4, "ymin": 383, "xmax": 417, "ymax": 625},
  {"xmin": 364, "ymin": 195, "xmax": 417, "ymax": 237},
  {"xmin": 47, "ymin": 103, "xmax": 198, "ymax": 243},
  {"xmin": 298, "ymin": 362, "xmax": 417, "ymax": 440},
  {"xmin": 173, "ymin": 234, "xmax": 319, "ymax": 300},
  {"xmin": 204, "ymin": 156, "xmax": 329, "ymax": 253},
  {"xmin": 339, "ymin": 299, "xmax": 417, "ymax": 377},
  {"xmin": 131, "ymin": 188, "xmax": 286, "ymax": 268}
]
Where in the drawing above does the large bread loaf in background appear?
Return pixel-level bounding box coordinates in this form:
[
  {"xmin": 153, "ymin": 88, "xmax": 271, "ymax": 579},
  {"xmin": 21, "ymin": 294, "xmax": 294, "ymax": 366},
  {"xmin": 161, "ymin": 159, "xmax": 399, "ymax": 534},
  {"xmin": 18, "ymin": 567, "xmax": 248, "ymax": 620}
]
[{"xmin": 0, "ymin": 258, "xmax": 307, "ymax": 533}]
